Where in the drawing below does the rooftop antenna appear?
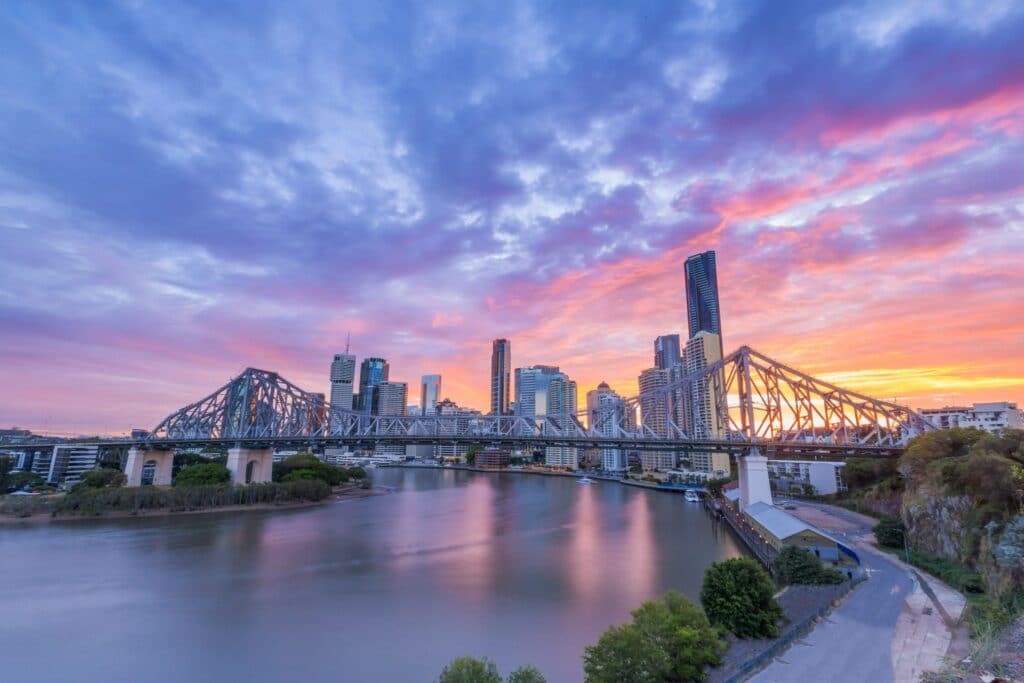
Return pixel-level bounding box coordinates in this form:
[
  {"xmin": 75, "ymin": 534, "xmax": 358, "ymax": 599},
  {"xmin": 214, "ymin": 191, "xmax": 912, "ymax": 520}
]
[{"xmin": 345, "ymin": 332, "xmax": 351, "ymax": 355}]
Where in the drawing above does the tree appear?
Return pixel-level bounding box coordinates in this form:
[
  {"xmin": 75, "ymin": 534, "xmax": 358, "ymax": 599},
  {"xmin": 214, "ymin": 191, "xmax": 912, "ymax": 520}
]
[
  {"xmin": 873, "ymin": 516, "xmax": 906, "ymax": 549},
  {"xmin": 705, "ymin": 477, "xmax": 732, "ymax": 498},
  {"xmin": 6, "ymin": 470, "xmax": 43, "ymax": 491},
  {"xmin": 582, "ymin": 591, "xmax": 725, "ymax": 683},
  {"xmin": 466, "ymin": 444, "xmax": 483, "ymax": 466},
  {"xmin": 506, "ymin": 664, "xmax": 547, "ymax": 683},
  {"xmin": 273, "ymin": 453, "xmax": 347, "ymax": 485},
  {"xmin": 0, "ymin": 455, "xmax": 13, "ymax": 491},
  {"xmin": 71, "ymin": 467, "xmax": 126, "ymax": 493},
  {"xmin": 346, "ymin": 466, "xmax": 368, "ymax": 479},
  {"xmin": 436, "ymin": 656, "xmax": 502, "ymax": 683},
  {"xmin": 700, "ymin": 558, "xmax": 783, "ymax": 638},
  {"xmin": 774, "ymin": 546, "xmax": 845, "ymax": 585},
  {"xmin": 174, "ymin": 462, "xmax": 231, "ymax": 487}
]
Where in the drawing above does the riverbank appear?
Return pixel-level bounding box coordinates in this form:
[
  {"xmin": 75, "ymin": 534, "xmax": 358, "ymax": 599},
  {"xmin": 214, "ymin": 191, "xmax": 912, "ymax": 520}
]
[{"xmin": 0, "ymin": 481, "xmax": 387, "ymax": 525}]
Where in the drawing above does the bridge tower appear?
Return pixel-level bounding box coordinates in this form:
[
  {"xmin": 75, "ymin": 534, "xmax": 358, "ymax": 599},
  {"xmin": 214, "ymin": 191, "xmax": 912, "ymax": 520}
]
[
  {"xmin": 124, "ymin": 447, "xmax": 174, "ymax": 487},
  {"xmin": 736, "ymin": 446, "xmax": 772, "ymax": 510},
  {"xmin": 226, "ymin": 447, "xmax": 273, "ymax": 485}
]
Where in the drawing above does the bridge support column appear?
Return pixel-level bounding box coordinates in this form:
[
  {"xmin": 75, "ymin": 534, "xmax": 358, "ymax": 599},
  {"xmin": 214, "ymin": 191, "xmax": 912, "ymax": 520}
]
[
  {"xmin": 227, "ymin": 447, "xmax": 273, "ymax": 485},
  {"xmin": 124, "ymin": 448, "xmax": 174, "ymax": 486},
  {"xmin": 738, "ymin": 447, "xmax": 773, "ymax": 510}
]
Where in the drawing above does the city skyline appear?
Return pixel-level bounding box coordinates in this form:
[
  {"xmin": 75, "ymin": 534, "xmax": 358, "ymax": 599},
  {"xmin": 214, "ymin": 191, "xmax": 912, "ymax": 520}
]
[{"xmin": 2, "ymin": 2, "xmax": 1024, "ymax": 434}]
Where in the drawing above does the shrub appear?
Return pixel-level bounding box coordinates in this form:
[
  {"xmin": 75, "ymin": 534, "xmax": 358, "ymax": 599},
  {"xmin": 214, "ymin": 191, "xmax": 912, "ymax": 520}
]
[
  {"xmin": 873, "ymin": 516, "xmax": 906, "ymax": 549},
  {"xmin": 907, "ymin": 550, "xmax": 984, "ymax": 594},
  {"xmin": 700, "ymin": 558, "xmax": 783, "ymax": 638},
  {"xmin": 174, "ymin": 463, "xmax": 231, "ymax": 487},
  {"xmin": 346, "ymin": 466, "xmax": 368, "ymax": 479},
  {"xmin": 281, "ymin": 468, "xmax": 320, "ymax": 482},
  {"xmin": 773, "ymin": 546, "xmax": 846, "ymax": 585},
  {"xmin": 5, "ymin": 470, "xmax": 44, "ymax": 492},
  {"xmin": 705, "ymin": 477, "xmax": 732, "ymax": 497},
  {"xmin": 582, "ymin": 591, "xmax": 725, "ymax": 683},
  {"xmin": 436, "ymin": 656, "xmax": 501, "ymax": 683}
]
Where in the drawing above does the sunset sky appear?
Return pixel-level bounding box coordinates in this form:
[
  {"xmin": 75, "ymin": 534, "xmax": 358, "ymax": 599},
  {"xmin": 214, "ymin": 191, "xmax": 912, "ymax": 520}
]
[{"xmin": 1, "ymin": 1, "xmax": 1022, "ymax": 435}]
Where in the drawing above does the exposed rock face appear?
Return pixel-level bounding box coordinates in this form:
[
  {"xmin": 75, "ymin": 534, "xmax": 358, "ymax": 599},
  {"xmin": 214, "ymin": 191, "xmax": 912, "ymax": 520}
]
[
  {"xmin": 979, "ymin": 516, "xmax": 1024, "ymax": 598},
  {"xmin": 902, "ymin": 487, "xmax": 973, "ymax": 561}
]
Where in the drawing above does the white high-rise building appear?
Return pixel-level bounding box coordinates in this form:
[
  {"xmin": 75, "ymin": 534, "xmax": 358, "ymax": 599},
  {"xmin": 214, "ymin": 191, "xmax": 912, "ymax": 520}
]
[
  {"xmin": 683, "ymin": 331, "xmax": 729, "ymax": 475},
  {"xmin": 587, "ymin": 382, "xmax": 630, "ymax": 471},
  {"xmin": 46, "ymin": 445, "xmax": 101, "ymax": 488},
  {"xmin": 329, "ymin": 353, "xmax": 356, "ymax": 412},
  {"xmin": 373, "ymin": 381, "xmax": 408, "ymax": 458},
  {"xmin": 638, "ymin": 367, "xmax": 673, "ymax": 471},
  {"xmin": 421, "ymin": 374, "xmax": 442, "ymax": 416}
]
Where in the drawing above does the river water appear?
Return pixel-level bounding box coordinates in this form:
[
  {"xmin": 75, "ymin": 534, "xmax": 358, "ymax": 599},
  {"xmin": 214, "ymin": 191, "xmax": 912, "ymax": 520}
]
[{"xmin": 0, "ymin": 468, "xmax": 746, "ymax": 682}]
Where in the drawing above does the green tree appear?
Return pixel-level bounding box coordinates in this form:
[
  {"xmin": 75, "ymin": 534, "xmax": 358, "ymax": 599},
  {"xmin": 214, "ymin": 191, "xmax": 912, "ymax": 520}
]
[
  {"xmin": 6, "ymin": 471, "xmax": 43, "ymax": 491},
  {"xmin": 700, "ymin": 558, "xmax": 783, "ymax": 638},
  {"xmin": 0, "ymin": 455, "xmax": 13, "ymax": 490},
  {"xmin": 773, "ymin": 546, "xmax": 845, "ymax": 585},
  {"xmin": 273, "ymin": 453, "xmax": 347, "ymax": 485},
  {"xmin": 506, "ymin": 664, "xmax": 547, "ymax": 683},
  {"xmin": 71, "ymin": 467, "xmax": 126, "ymax": 493},
  {"xmin": 705, "ymin": 477, "xmax": 732, "ymax": 497},
  {"xmin": 873, "ymin": 516, "xmax": 906, "ymax": 549},
  {"xmin": 436, "ymin": 656, "xmax": 502, "ymax": 683},
  {"xmin": 582, "ymin": 591, "xmax": 725, "ymax": 683},
  {"xmin": 345, "ymin": 466, "xmax": 368, "ymax": 479},
  {"xmin": 174, "ymin": 462, "xmax": 231, "ymax": 487},
  {"xmin": 899, "ymin": 428, "xmax": 984, "ymax": 477},
  {"xmin": 466, "ymin": 444, "xmax": 483, "ymax": 466}
]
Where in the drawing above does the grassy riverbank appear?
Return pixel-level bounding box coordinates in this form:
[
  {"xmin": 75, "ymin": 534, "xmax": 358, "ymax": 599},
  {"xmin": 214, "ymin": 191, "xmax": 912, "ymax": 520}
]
[{"xmin": 0, "ymin": 480, "xmax": 386, "ymax": 523}]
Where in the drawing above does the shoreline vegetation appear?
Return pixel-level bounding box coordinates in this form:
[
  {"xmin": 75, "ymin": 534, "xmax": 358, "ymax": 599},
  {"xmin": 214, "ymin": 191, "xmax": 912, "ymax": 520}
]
[{"xmin": 0, "ymin": 452, "xmax": 380, "ymax": 523}]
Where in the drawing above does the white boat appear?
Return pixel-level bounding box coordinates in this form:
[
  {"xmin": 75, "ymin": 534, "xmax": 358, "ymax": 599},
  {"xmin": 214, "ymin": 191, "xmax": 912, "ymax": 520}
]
[
  {"xmin": 576, "ymin": 477, "xmax": 594, "ymax": 485},
  {"xmin": 684, "ymin": 490, "xmax": 701, "ymax": 502}
]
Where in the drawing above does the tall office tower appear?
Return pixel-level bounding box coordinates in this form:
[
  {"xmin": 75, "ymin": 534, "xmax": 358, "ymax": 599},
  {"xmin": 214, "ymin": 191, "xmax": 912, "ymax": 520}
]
[
  {"xmin": 545, "ymin": 375, "xmax": 579, "ymax": 469},
  {"xmin": 587, "ymin": 382, "xmax": 629, "ymax": 472},
  {"xmin": 490, "ymin": 339, "xmax": 511, "ymax": 415},
  {"xmin": 373, "ymin": 381, "xmax": 408, "ymax": 416},
  {"xmin": 685, "ymin": 251, "xmax": 723, "ymax": 355},
  {"xmin": 684, "ymin": 330, "xmax": 730, "ymax": 475},
  {"xmin": 329, "ymin": 353, "xmax": 356, "ymax": 412},
  {"xmin": 514, "ymin": 365, "xmax": 562, "ymax": 417},
  {"xmin": 421, "ymin": 374, "xmax": 442, "ymax": 416},
  {"xmin": 358, "ymin": 357, "xmax": 390, "ymax": 414},
  {"xmin": 654, "ymin": 334, "xmax": 682, "ymax": 370},
  {"xmin": 638, "ymin": 367, "xmax": 674, "ymax": 471}
]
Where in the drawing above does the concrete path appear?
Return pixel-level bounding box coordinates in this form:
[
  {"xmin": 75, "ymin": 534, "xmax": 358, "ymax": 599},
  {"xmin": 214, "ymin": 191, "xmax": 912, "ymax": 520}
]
[{"xmin": 749, "ymin": 500, "xmax": 963, "ymax": 683}]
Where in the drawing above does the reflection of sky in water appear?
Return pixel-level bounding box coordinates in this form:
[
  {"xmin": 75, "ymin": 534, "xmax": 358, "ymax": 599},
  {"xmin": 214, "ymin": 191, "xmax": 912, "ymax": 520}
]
[{"xmin": 0, "ymin": 469, "xmax": 745, "ymax": 683}]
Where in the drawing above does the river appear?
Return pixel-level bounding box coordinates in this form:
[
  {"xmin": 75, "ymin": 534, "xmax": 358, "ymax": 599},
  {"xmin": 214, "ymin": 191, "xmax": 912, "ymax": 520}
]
[{"xmin": 0, "ymin": 468, "xmax": 746, "ymax": 682}]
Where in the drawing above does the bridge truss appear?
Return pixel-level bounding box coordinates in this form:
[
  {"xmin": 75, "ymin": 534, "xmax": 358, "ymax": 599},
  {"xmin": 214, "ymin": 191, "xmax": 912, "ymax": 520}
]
[{"xmin": 140, "ymin": 348, "xmax": 932, "ymax": 457}]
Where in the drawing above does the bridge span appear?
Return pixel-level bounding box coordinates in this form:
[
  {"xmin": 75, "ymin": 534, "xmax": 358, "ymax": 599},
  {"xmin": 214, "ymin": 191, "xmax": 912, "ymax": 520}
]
[{"xmin": 11, "ymin": 346, "xmax": 934, "ymax": 509}]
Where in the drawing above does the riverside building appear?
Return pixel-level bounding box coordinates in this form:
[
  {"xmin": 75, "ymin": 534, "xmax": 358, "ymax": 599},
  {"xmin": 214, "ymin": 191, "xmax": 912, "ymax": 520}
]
[{"xmin": 490, "ymin": 338, "xmax": 512, "ymax": 415}]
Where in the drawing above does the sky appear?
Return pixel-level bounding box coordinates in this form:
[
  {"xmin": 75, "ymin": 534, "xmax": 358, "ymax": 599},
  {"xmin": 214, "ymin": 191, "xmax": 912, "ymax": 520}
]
[{"xmin": 1, "ymin": 0, "xmax": 1023, "ymax": 435}]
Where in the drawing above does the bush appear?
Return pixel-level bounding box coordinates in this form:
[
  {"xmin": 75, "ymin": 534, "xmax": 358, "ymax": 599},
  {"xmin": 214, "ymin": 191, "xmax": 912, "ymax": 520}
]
[
  {"xmin": 906, "ymin": 550, "xmax": 984, "ymax": 594},
  {"xmin": 273, "ymin": 453, "xmax": 348, "ymax": 485},
  {"xmin": 700, "ymin": 558, "xmax": 783, "ymax": 638},
  {"xmin": 873, "ymin": 516, "xmax": 906, "ymax": 549},
  {"xmin": 582, "ymin": 591, "xmax": 725, "ymax": 682},
  {"xmin": 705, "ymin": 477, "xmax": 732, "ymax": 497},
  {"xmin": 174, "ymin": 463, "xmax": 231, "ymax": 487},
  {"xmin": 51, "ymin": 480, "xmax": 330, "ymax": 516},
  {"xmin": 71, "ymin": 468, "xmax": 125, "ymax": 493},
  {"xmin": 346, "ymin": 466, "xmax": 368, "ymax": 479},
  {"xmin": 436, "ymin": 656, "xmax": 501, "ymax": 683},
  {"xmin": 773, "ymin": 546, "xmax": 846, "ymax": 585},
  {"xmin": 5, "ymin": 470, "xmax": 44, "ymax": 492}
]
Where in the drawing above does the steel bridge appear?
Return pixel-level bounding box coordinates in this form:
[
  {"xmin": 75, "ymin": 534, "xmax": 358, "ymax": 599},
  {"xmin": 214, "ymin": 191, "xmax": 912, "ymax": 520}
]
[{"xmin": 137, "ymin": 346, "xmax": 932, "ymax": 457}]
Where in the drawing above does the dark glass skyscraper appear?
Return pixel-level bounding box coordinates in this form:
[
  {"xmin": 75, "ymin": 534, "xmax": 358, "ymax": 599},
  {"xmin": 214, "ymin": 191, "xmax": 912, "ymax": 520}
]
[
  {"xmin": 490, "ymin": 339, "xmax": 511, "ymax": 415},
  {"xmin": 654, "ymin": 334, "xmax": 681, "ymax": 370},
  {"xmin": 685, "ymin": 251, "xmax": 722, "ymax": 352},
  {"xmin": 358, "ymin": 357, "xmax": 389, "ymax": 414}
]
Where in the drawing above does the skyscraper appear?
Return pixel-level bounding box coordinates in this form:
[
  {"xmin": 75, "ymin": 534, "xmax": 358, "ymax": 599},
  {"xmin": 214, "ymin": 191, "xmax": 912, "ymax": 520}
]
[
  {"xmin": 685, "ymin": 251, "xmax": 722, "ymax": 354},
  {"xmin": 421, "ymin": 374, "xmax": 441, "ymax": 416},
  {"xmin": 587, "ymin": 382, "xmax": 630, "ymax": 472},
  {"xmin": 515, "ymin": 364, "xmax": 579, "ymax": 469},
  {"xmin": 358, "ymin": 357, "xmax": 389, "ymax": 414},
  {"xmin": 638, "ymin": 367, "xmax": 674, "ymax": 471},
  {"xmin": 373, "ymin": 381, "xmax": 408, "ymax": 458},
  {"xmin": 329, "ymin": 353, "xmax": 356, "ymax": 412},
  {"xmin": 490, "ymin": 339, "xmax": 511, "ymax": 415},
  {"xmin": 654, "ymin": 334, "xmax": 682, "ymax": 370},
  {"xmin": 683, "ymin": 331, "xmax": 725, "ymax": 439}
]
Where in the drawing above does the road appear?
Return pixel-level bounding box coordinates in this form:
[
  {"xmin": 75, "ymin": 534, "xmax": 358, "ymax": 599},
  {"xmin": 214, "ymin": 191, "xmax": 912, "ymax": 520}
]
[{"xmin": 750, "ymin": 501, "xmax": 915, "ymax": 683}]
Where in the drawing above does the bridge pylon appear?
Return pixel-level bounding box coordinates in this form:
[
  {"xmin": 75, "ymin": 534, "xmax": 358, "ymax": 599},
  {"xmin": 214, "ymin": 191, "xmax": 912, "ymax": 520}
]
[{"xmin": 737, "ymin": 446, "xmax": 773, "ymax": 510}]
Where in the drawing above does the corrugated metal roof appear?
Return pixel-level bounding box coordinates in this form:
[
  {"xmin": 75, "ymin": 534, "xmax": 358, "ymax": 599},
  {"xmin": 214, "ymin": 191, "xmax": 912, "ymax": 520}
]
[{"xmin": 744, "ymin": 502, "xmax": 839, "ymax": 544}]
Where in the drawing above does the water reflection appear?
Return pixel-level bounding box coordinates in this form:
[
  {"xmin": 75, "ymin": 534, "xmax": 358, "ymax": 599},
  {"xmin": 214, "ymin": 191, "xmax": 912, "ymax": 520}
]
[{"xmin": 0, "ymin": 468, "xmax": 746, "ymax": 683}]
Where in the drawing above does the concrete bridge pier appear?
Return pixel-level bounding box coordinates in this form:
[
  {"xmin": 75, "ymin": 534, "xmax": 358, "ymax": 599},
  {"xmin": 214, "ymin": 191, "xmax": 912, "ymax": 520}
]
[
  {"xmin": 227, "ymin": 447, "xmax": 273, "ymax": 485},
  {"xmin": 124, "ymin": 447, "xmax": 174, "ymax": 486},
  {"xmin": 737, "ymin": 447, "xmax": 773, "ymax": 510}
]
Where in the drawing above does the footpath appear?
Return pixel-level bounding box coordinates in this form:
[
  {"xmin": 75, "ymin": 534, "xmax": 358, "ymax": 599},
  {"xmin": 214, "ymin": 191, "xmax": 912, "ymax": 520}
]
[{"xmin": 769, "ymin": 501, "xmax": 967, "ymax": 683}]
